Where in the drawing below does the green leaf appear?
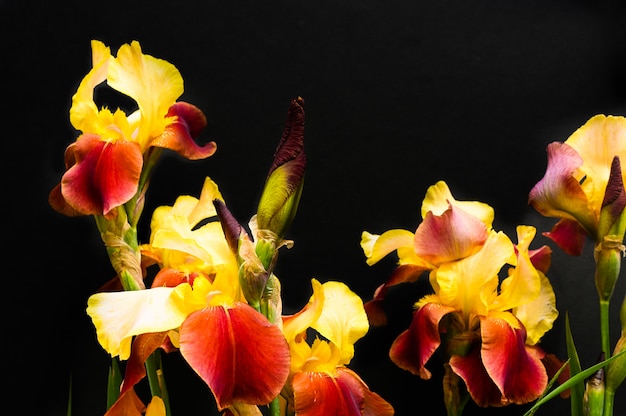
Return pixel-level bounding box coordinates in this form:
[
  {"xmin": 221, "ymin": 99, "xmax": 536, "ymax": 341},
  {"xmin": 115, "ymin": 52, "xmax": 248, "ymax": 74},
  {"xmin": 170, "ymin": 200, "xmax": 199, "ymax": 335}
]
[
  {"xmin": 523, "ymin": 349, "xmax": 626, "ymax": 416},
  {"xmin": 566, "ymin": 313, "xmax": 584, "ymax": 416}
]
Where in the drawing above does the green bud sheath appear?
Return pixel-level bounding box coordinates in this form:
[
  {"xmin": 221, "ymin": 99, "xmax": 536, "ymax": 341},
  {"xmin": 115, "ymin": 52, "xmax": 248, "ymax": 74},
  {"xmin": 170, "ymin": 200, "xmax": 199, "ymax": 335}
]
[{"xmin": 583, "ymin": 366, "xmax": 605, "ymax": 416}]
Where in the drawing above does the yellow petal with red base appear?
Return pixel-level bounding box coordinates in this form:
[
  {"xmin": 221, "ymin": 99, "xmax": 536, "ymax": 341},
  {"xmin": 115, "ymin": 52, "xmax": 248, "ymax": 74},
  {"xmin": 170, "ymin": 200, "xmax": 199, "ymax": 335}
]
[{"xmin": 179, "ymin": 303, "xmax": 290, "ymax": 410}]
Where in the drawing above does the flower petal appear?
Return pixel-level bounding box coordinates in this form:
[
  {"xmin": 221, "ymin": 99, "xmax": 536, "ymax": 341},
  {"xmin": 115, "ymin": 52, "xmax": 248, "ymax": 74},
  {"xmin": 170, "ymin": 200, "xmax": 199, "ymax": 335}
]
[
  {"xmin": 449, "ymin": 347, "xmax": 505, "ymax": 407},
  {"xmin": 421, "ymin": 181, "xmax": 494, "ymax": 227},
  {"xmin": 292, "ymin": 371, "xmax": 362, "ymax": 416},
  {"xmin": 389, "ymin": 300, "xmax": 455, "ymax": 379},
  {"xmin": 86, "ymin": 285, "xmax": 193, "ymax": 359},
  {"xmin": 149, "ymin": 102, "xmax": 217, "ymax": 160},
  {"xmin": 179, "ymin": 303, "xmax": 290, "ymax": 410},
  {"xmin": 543, "ymin": 218, "xmax": 588, "ymax": 256},
  {"xmin": 479, "ymin": 314, "xmax": 547, "ymax": 404},
  {"xmin": 414, "ymin": 204, "xmax": 489, "ymax": 265},
  {"xmin": 309, "ymin": 281, "xmax": 369, "ymax": 365},
  {"xmin": 528, "ymin": 141, "xmax": 597, "ymax": 236},
  {"xmin": 61, "ymin": 134, "xmax": 142, "ymax": 216},
  {"xmin": 361, "ymin": 229, "xmax": 423, "ymax": 266},
  {"xmin": 513, "ymin": 272, "xmax": 558, "ymax": 345}
]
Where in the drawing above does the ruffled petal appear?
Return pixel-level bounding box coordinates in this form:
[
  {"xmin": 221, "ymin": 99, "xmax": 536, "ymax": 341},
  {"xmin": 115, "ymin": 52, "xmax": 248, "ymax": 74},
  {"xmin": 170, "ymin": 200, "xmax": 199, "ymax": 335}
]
[
  {"xmin": 107, "ymin": 41, "xmax": 183, "ymax": 148},
  {"xmin": 149, "ymin": 102, "xmax": 217, "ymax": 160},
  {"xmin": 479, "ymin": 314, "xmax": 547, "ymax": 404},
  {"xmin": 310, "ymin": 281, "xmax": 369, "ymax": 365},
  {"xmin": 69, "ymin": 40, "xmax": 111, "ymax": 133},
  {"xmin": 513, "ymin": 272, "xmax": 558, "ymax": 345},
  {"xmin": 179, "ymin": 303, "xmax": 290, "ymax": 410},
  {"xmin": 86, "ymin": 284, "xmax": 193, "ymax": 359},
  {"xmin": 414, "ymin": 204, "xmax": 489, "ymax": 265},
  {"xmin": 494, "ymin": 225, "xmax": 542, "ymax": 311},
  {"xmin": 61, "ymin": 134, "xmax": 142, "ymax": 216},
  {"xmin": 528, "ymin": 141, "xmax": 597, "ymax": 236},
  {"xmin": 566, "ymin": 114, "xmax": 626, "ymax": 217},
  {"xmin": 389, "ymin": 300, "xmax": 455, "ymax": 379},
  {"xmin": 361, "ymin": 229, "xmax": 422, "ymax": 266},
  {"xmin": 421, "ymin": 181, "xmax": 494, "ymax": 227}
]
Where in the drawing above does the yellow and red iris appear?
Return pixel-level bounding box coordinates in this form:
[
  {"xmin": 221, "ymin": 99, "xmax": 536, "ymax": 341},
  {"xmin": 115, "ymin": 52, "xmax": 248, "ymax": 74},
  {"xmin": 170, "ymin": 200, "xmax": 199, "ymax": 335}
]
[
  {"xmin": 50, "ymin": 40, "xmax": 216, "ymax": 217},
  {"xmin": 281, "ymin": 279, "xmax": 394, "ymax": 416},
  {"xmin": 86, "ymin": 177, "xmax": 290, "ymax": 413},
  {"xmin": 529, "ymin": 114, "xmax": 626, "ymax": 255},
  {"xmin": 362, "ymin": 181, "xmax": 558, "ymax": 407}
]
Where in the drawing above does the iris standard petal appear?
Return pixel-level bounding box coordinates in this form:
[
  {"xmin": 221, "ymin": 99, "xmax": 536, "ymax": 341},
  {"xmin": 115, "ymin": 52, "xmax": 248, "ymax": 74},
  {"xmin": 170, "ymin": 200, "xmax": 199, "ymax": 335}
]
[
  {"xmin": 435, "ymin": 231, "xmax": 514, "ymax": 317},
  {"xmin": 61, "ymin": 134, "xmax": 142, "ymax": 216},
  {"xmin": 414, "ymin": 204, "xmax": 489, "ymax": 265},
  {"xmin": 179, "ymin": 303, "xmax": 290, "ymax": 410},
  {"xmin": 310, "ymin": 281, "xmax": 369, "ymax": 365},
  {"xmin": 479, "ymin": 314, "xmax": 547, "ymax": 404},
  {"xmin": 86, "ymin": 284, "xmax": 193, "ymax": 360},
  {"xmin": 513, "ymin": 272, "xmax": 558, "ymax": 345},
  {"xmin": 389, "ymin": 299, "xmax": 455, "ymax": 379},
  {"xmin": 528, "ymin": 142, "xmax": 597, "ymax": 236},
  {"xmin": 421, "ymin": 181, "xmax": 494, "ymax": 227},
  {"xmin": 566, "ymin": 115, "xmax": 626, "ymax": 216},
  {"xmin": 107, "ymin": 41, "xmax": 183, "ymax": 147},
  {"xmin": 69, "ymin": 40, "xmax": 111, "ymax": 133}
]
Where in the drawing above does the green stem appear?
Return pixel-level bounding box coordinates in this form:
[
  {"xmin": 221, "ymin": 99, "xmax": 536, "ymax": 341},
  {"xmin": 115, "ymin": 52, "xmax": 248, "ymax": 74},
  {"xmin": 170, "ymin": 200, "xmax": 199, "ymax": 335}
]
[
  {"xmin": 600, "ymin": 300, "xmax": 612, "ymax": 360},
  {"xmin": 604, "ymin": 389, "xmax": 615, "ymax": 416},
  {"xmin": 145, "ymin": 350, "xmax": 171, "ymax": 415}
]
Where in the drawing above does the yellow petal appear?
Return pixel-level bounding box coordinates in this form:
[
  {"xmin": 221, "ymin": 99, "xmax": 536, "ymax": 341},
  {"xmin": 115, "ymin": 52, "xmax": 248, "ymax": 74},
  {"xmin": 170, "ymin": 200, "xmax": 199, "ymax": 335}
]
[
  {"xmin": 107, "ymin": 41, "xmax": 184, "ymax": 148},
  {"xmin": 566, "ymin": 115, "xmax": 626, "ymax": 217},
  {"xmin": 86, "ymin": 284, "xmax": 193, "ymax": 360},
  {"xmin": 361, "ymin": 229, "xmax": 421, "ymax": 266},
  {"xmin": 69, "ymin": 40, "xmax": 112, "ymax": 133},
  {"xmin": 513, "ymin": 272, "xmax": 558, "ymax": 345},
  {"xmin": 310, "ymin": 281, "xmax": 369, "ymax": 365},
  {"xmin": 422, "ymin": 181, "xmax": 494, "ymax": 228}
]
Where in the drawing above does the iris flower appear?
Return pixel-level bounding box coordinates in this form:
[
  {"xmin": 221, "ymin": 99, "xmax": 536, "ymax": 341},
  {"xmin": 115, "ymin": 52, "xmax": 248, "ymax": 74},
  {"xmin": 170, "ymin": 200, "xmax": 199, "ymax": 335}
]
[
  {"xmin": 529, "ymin": 114, "xmax": 626, "ymax": 255},
  {"xmin": 281, "ymin": 279, "xmax": 394, "ymax": 415},
  {"xmin": 50, "ymin": 40, "xmax": 216, "ymax": 218},
  {"xmin": 362, "ymin": 181, "xmax": 558, "ymax": 407},
  {"xmin": 86, "ymin": 177, "xmax": 290, "ymax": 412}
]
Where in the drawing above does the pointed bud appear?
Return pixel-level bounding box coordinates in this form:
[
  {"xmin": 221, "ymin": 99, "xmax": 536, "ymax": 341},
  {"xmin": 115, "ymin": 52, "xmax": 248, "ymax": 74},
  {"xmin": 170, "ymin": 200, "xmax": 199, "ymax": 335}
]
[
  {"xmin": 213, "ymin": 199, "xmax": 246, "ymax": 254},
  {"xmin": 583, "ymin": 357, "xmax": 605, "ymax": 416},
  {"xmin": 597, "ymin": 156, "xmax": 626, "ymax": 241},
  {"xmin": 256, "ymin": 97, "xmax": 306, "ymax": 239},
  {"xmin": 594, "ymin": 238, "xmax": 623, "ymax": 302}
]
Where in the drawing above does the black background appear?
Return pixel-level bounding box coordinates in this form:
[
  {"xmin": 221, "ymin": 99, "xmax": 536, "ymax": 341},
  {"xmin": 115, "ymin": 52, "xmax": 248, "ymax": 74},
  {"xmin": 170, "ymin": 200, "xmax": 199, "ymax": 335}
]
[{"xmin": 3, "ymin": 0, "xmax": 626, "ymax": 415}]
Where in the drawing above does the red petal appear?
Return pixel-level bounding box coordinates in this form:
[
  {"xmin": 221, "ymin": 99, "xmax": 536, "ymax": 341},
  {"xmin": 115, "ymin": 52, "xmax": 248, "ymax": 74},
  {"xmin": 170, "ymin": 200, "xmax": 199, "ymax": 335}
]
[
  {"xmin": 61, "ymin": 134, "xmax": 142, "ymax": 216},
  {"xmin": 527, "ymin": 245, "xmax": 552, "ymax": 274},
  {"xmin": 338, "ymin": 368, "xmax": 394, "ymax": 416},
  {"xmin": 543, "ymin": 218, "xmax": 587, "ymax": 256},
  {"xmin": 292, "ymin": 371, "xmax": 362, "ymax": 416},
  {"xmin": 479, "ymin": 316, "xmax": 547, "ymax": 404},
  {"xmin": 389, "ymin": 303, "xmax": 455, "ymax": 379},
  {"xmin": 449, "ymin": 347, "xmax": 505, "ymax": 407},
  {"xmin": 104, "ymin": 387, "xmax": 145, "ymax": 416},
  {"xmin": 179, "ymin": 303, "xmax": 290, "ymax": 410},
  {"xmin": 149, "ymin": 102, "xmax": 216, "ymax": 160},
  {"xmin": 120, "ymin": 332, "xmax": 169, "ymax": 396}
]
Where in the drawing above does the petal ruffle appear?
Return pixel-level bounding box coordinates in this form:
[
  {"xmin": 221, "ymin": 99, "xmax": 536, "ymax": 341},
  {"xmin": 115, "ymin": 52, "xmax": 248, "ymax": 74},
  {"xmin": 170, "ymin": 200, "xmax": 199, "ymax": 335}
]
[
  {"xmin": 414, "ymin": 204, "xmax": 489, "ymax": 265},
  {"xmin": 421, "ymin": 180, "xmax": 494, "ymax": 227},
  {"xmin": 86, "ymin": 284, "xmax": 192, "ymax": 359},
  {"xmin": 528, "ymin": 141, "xmax": 597, "ymax": 237},
  {"xmin": 449, "ymin": 347, "xmax": 505, "ymax": 407},
  {"xmin": 61, "ymin": 134, "xmax": 142, "ymax": 216},
  {"xmin": 309, "ymin": 281, "xmax": 369, "ymax": 365},
  {"xmin": 389, "ymin": 301, "xmax": 455, "ymax": 379},
  {"xmin": 179, "ymin": 303, "xmax": 290, "ymax": 410},
  {"xmin": 148, "ymin": 102, "xmax": 216, "ymax": 160}
]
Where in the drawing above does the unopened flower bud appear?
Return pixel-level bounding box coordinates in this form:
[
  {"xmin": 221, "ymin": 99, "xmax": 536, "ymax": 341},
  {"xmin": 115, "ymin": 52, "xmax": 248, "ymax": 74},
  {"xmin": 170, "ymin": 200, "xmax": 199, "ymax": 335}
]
[
  {"xmin": 583, "ymin": 362, "xmax": 605, "ymax": 416},
  {"xmin": 256, "ymin": 97, "xmax": 306, "ymax": 240}
]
